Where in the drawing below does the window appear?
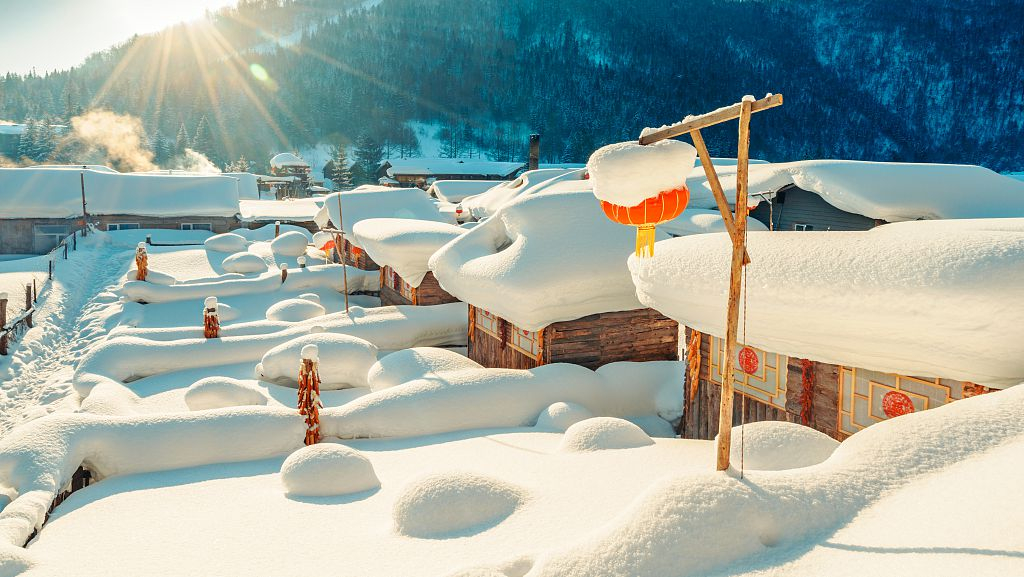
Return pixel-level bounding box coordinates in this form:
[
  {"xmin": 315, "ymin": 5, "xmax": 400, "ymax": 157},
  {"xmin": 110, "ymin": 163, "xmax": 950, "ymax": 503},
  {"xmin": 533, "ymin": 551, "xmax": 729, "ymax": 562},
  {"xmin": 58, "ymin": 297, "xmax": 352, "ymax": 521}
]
[
  {"xmin": 106, "ymin": 223, "xmax": 140, "ymax": 231},
  {"xmin": 793, "ymin": 223, "xmax": 814, "ymax": 231},
  {"xmin": 33, "ymin": 224, "xmax": 69, "ymax": 253},
  {"xmin": 180, "ymin": 223, "xmax": 213, "ymax": 231}
]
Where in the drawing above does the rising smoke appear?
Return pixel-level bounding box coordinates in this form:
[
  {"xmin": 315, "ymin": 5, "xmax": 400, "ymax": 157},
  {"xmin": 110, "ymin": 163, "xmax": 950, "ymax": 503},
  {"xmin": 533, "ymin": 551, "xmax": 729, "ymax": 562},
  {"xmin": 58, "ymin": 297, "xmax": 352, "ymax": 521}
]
[
  {"xmin": 174, "ymin": 148, "xmax": 221, "ymax": 174},
  {"xmin": 70, "ymin": 110, "xmax": 157, "ymax": 172}
]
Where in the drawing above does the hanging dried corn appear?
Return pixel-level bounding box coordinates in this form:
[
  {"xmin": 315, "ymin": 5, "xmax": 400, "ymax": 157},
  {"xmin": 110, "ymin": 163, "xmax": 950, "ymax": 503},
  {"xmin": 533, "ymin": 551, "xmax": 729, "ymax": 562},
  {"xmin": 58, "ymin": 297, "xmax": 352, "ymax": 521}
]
[
  {"xmin": 297, "ymin": 344, "xmax": 322, "ymax": 445},
  {"xmin": 203, "ymin": 296, "xmax": 219, "ymax": 339},
  {"xmin": 135, "ymin": 242, "xmax": 148, "ymax": 282}
]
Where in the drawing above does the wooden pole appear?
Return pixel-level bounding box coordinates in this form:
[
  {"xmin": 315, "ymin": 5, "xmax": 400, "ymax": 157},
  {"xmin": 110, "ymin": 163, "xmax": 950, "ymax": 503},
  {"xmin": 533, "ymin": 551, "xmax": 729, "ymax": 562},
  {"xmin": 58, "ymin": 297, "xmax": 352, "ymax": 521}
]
[
  {"xmin": 24, "ymin": 284, "xmax": 33, "ymax": 328},
  {"xmin": 0, "ymin": 293, "xmax": 7, "ymax": 355},
  {"xmin": 80, "ymin": 172, "xmax": 88, "ymax": 236},
  {"xmin": 715, "ymin": 99, "xmax": 753, "ymax": 471},
  {"xmin": 689, "ymin": 129, "xmax": 750, "ymax": 265},
  {"xmin": 336, "ymin": 194, "xmax": 350, "ymax": 313},
  {"xmin": 640, "ymin": 93, "xmax": 782, "ymax": 145},
  {"xmin": 528, "ymin": 134, "xmax": 540, "ymax": 171}
]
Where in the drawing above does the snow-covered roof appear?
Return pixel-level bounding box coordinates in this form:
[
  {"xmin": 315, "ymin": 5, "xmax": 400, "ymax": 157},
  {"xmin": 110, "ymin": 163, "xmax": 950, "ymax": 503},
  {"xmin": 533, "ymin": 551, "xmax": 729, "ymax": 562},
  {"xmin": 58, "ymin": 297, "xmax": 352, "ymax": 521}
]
[
  {"xmin": 378, "ymin": 176, "xmax": 400, "ymax": 185},
  {"xmin": 630, "ymin": 218, "xmax": 1024, "ymax": 387},
  {"xmin": 314, "ymin": 185, "xmax": 453, "ymax": 239},
  {"xmin": 660, "ymin": 208, "xmax": 768, "ymax": 237},
  {"xmin": 270, "ymin": 152, "xmax": 309, "ymax": 169},
  {"xmin": 32, "ymin": 164, "xmax": 118, "ymax": 173},
  {"xmin": 382, "ymin": 158, "xmax": 523, "ymax": 178},
  {"xmin": 352, "ymin": 218, "xmax": 466, "ymax": 287},
  {"xmin": 426, "ymin": 180, "xmax": 505, "ymax": 203},
  {"xmin": 0, "ymin": 168, "xmax": 240, "ymax": 219},
  {"xmin": 708, "ymin": 160, "xmax": 1024, "ymax": 222},
  {"xmin": 239, "ymin": 198, "xmax": 324, "ymax": 222},
  {"xmin": 430, "ymin": 184, "xmax": 667, "ymax": 331},
  {"xmin": 460, "ymin": 168, "xmax": 586, "ymax": 220}
]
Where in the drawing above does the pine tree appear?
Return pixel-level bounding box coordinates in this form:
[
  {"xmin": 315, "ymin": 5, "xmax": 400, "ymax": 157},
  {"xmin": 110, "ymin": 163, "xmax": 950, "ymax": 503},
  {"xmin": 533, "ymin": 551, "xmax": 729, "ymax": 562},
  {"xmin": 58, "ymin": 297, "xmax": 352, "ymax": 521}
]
[
  {"xmin": 17, "ymin": 118, "xmax": 37, "ymax": 160},
  {"xmin": 174, "ymin": 122, "xmax": 189, "ymax": 158},
  {"xmin": 325, "ymin": 144, "xmax": 353, "ymax": 190},
  {"xmin": 353, "ymin": 133, "xmax": 383, "ymax": 185},
  {"xmin": 225, "ymin": 155, "xmax": 251, "ymax": 172},
  {"xmin": 191, "ymin": 115, "xmax": 214, "ymax": 159}
]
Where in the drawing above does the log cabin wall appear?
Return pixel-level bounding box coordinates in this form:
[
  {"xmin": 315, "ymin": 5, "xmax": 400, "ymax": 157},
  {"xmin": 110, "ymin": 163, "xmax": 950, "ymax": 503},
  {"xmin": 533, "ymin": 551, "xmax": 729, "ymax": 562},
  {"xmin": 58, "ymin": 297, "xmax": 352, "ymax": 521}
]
[
  {"xmin": 469, "ymin": 307, "xmax": 679, "ymax": 371},
  {"xmin": 378, "ymin": 267, "xmax": 460, "ymax": 307},
  {"xmin": 343, "ymin": 238, "xmax": 379, "ymax": 270},
  {"xmin": 2, "ymin": 215, "xmax": 239, "ymax": 254}
]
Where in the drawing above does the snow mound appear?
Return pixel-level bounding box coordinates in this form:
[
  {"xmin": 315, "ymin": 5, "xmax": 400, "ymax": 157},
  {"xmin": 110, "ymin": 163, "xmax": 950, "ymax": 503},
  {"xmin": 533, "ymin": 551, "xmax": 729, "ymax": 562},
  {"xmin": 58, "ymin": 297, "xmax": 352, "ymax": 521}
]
[
  {"xmin": 535, "ymin": 402, "xmax": 595, "ymax": 432},
  {"xmin": 265, "ymin": 298, "xmax": 326, "ymax": 322},
  {"xmin": 270, "ymin": 231, "xmax": 309, "ymax": 257},
  {"xmin": 661, "ymin": 208, "xmax": 768, "ymax": 237},
  {"xmin": 558, "ymin": 417, "xmax": 654, "ymax": 452},
  {"xmin": 393, "ymin": 472, "xmax": 526, "ymax": 538},
  {"xmin": 215, "ymin": 302, "xmax": 240, "ymax": 322},
  {"xmin": 724, "ymin": 421, "xmax": 839, "ymax": 471},
  {"xmin": 205, "ymin": 233, "xmax": 249, "ymax": 253},
  {"xmin": 367, "ymin": 347, "xmax": 482, "ymax": 391},
  {"xmin": 316, "ymin": 185, "xmax": 453, "ymax": 237},
  {"xmin": 587, "ymin": 140, "xmax": 697, "ymax": 206},
  {"xmin": 280, "ymin": 444, "xmax": 380, "ymax": 497},
  {"xmin": 184, "ymin": 377, "xmax": 268, "ymax": 411},
  {"xmin": 298, "ymin": 293, "xmax": 320, "ymax": 304},
  {"xmin": 257, "ymin": 333, "xmax": 378, "ymax": 389},
  {"xmin": 221, "ymin": 252, "xmax": 268, "ymax": 274},
  {"xmin": 312, "ymin": 231, "xmax": 334, "ymax": 250},
  {"xmin": 352, "ymin": 218, "xmax": 465, "ymax": 287}
]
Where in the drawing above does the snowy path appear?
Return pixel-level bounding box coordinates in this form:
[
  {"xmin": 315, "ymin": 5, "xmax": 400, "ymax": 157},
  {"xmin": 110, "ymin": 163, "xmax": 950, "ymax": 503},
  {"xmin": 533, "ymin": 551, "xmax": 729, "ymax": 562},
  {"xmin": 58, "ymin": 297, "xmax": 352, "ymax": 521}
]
[{"xmin": 0, "ymin": 244, "xmax": 125, "ymax": 435}]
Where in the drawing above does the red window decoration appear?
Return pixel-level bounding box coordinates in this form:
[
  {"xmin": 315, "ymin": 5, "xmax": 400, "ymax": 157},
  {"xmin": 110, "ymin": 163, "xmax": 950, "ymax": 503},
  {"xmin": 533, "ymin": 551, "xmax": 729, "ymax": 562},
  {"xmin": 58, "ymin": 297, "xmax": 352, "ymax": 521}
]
[
  {"xmin": 882, "ymin": 390, "xmax": 915, "ymax": 418},
  {"xmin": 738, "ymin": 346, "xmax": 759, "ymax": 375}
]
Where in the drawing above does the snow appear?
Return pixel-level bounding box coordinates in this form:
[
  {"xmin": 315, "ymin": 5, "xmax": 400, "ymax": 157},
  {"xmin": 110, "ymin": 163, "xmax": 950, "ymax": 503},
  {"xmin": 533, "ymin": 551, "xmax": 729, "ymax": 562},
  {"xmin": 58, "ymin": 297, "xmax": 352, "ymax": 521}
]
[
  {"xmin": 269, "ymin": 152, "xmax": 308, "ymax": 169},
  {"xmin": 203, "ymin": 233, "xmax": 249, "ymax": 253},
  {"xmin": 0, "ymin": 168, "xmax": 240, "ymax": 219},
  {"xmin": 392, "ymin": 472, "xmax": 526, "ymax": 538},
  {"xmin": 256, "ymin": 333, "xmax": 378, "ymax": 389},
  {"xmin": 366, "ymin": 347, "xmax": 482, "ymax": 391},
  {"xmin": 352, "ymin": 218, "xmax": 465, "ymax": 287},
  {"xmin": 239, "ymin": 198, "xmax": 322, "ymax": 222},
  {"xmin": 630, "ymin": 218, "xmax": 1024, "ymax": 387},
  {"xmin": 427, "ymin": 180, "xmax": 506, "ymax": 203},
  {"xmin": 723, "ymin": 421, "xmax": 839, "ymax": 471},
  {"xmin": 660, "ymin": 208, "xmax": 768, "ymax": 237},
  {"xmin": 269, "ymin": 231, "xmax": 309, "ymax": 257},
  {"xmin": 534, "ymin": 402, "xmax": 595, "ymax": 432},
  {"xmin": 558, "ymin": 417, "xmax": 654, "ymax": 452},
  {"xmin": 221, "ymin": 252, "xmax": 268, "ymax": 274},
  {"xmin": 383, "ymin": 158, "xmax": 522, "ymax": 178},
  {"xmin": 460, "ymin": 168, "xmax": 585, "ymax": 220},
  {"xmin": 430, "ymin": 186, "xmax": 665, "ymax": 331},
  {"xmin": 184, "ymin": 377, "xmax": 268, "ymax": 411},
  {"xmin": 279, "ymin": 444, "xmax": 380, "ymax": 497},
  {"xmin": 265, "ymin": 298, "xmax": 326, "ymax": 321},
  {"xmin": 587, "ymin": 139, "xmax": 698, "ymax": 206},
  {"xmin": 714, "ymin": 160, "xmax": 1024, "ymax": 221},
  {"xmin": 314, "ymin": 186, "xmax": 453, "ymax": 239}
]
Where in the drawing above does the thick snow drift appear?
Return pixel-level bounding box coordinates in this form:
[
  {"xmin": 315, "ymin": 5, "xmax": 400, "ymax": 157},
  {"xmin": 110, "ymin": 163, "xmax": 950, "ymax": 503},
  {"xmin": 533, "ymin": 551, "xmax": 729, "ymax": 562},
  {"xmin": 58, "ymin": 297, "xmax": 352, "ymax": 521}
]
[
  {"xmin": 631, "ymin": 218, "xmax": 1024, "ymax": 387},
  {"xmin": 184, "ymin": 377, "xmax": 268, "ymax": 411},
  {"xmin": 724, "ymin": 421, "xmax": 839, "ymax": 471},
  {"xmin": 314, "ymin": 186, "xmax": 452, "ymax": 238},
  {"xmin": 535, "ymin": 402, "xmax": 595, "ymax": 432},
  {"xmin": 352, "ymin": 218, "xmax": 465, "ymax": 287},
  {"xmin": 0, "ymin": 168, "xmax": 240, "ymax": 219},
  {"xmin": 393, "ymin": 472, "xmax": 526, "ymax": 538},
  {"xmin": 427, "ymin": 180, "xmax": 505, "ymax": 203},
  {"xmin": 367, "ymin": 347, "xmax": 482, "ymax": 391},
  {"xmin": 661, "ymin": 208, "xmax": 768, "ymax": 237},
  {"xmin": 257, "ymin": 333, "xmax": 378, "ymax": 389},
  {"xmin": 460, "ymin": 168, "xmax": 585, "ymax": 220},
  {"xmin": 715, "ymin": 160, "xmax": 1024, "ymax": 221},
  {"xmin": 558, "ymin": 417, "xmax": 654, "ymax": 452},
  {"xmin": 221, "ymin": 252, "xmax": 268, "ymax": 274},
  {"xmin": 431, "ymin": 187, "xmax": 665, "ymax": 330},
  {"xmin": 205, "ymin": 233, "xmax": 249, "ymax": 253},
  {"xmin": 265, "ymin": 298, "xmax": 325, "ymax": 321},
  {"xmin": 587, "ymin": 140, "xmax": 697, "ymax": 206},
  {"xmin": 280, "ymin": 444, "xmax": 380, "ymax": 497},
  {"xmin": 269, "ymin": 231, "xmax": 309, "ymax": 257}
]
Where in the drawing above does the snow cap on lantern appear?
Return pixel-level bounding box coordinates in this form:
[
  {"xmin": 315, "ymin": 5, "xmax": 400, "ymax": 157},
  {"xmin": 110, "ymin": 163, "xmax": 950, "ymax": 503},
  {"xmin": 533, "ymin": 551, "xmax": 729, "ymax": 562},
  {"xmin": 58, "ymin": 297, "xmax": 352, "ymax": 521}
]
[
  {"xmin": 587, "ymin": 139, "xmax": 696, "ymax": 257},
  {"xmin": 301, "ymin": 344, "xmax": 319, "ymax": 361}
]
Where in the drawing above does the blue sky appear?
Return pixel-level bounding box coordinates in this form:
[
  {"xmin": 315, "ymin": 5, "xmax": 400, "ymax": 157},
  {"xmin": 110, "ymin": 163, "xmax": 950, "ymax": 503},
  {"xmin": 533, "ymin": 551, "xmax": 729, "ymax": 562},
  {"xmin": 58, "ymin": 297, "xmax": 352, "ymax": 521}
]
[{"xmin": 0, "ymin": 0, "xmax": 237, "ymax": 75}]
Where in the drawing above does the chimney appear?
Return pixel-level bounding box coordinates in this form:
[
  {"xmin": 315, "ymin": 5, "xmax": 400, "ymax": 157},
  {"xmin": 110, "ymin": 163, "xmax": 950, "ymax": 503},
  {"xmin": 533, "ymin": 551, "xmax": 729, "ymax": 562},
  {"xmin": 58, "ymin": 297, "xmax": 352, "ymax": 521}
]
[{"xmin": 528, "ymin": 134, "xmax": 540, "ymax": 171}]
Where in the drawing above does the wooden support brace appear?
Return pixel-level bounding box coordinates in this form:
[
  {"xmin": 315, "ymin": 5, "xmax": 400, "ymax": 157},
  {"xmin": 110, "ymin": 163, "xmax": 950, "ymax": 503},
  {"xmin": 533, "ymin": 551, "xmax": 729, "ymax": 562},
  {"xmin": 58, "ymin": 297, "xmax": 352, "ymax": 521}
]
[
  {"xmin": 639, "ymin": 93, "xmax": 782, "ymax": 145},
  {"xmin": 689, "ymin": 129, "xmax": 751, "ymax": 266}
]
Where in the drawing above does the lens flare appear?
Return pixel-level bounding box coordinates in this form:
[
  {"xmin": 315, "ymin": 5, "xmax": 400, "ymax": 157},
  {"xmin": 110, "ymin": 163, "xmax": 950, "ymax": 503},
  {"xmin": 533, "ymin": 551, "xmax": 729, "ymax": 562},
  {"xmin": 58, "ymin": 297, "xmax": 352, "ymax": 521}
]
[{"xmin": 249, "ymin": 63, "xmax": 269, "ymax": 82}]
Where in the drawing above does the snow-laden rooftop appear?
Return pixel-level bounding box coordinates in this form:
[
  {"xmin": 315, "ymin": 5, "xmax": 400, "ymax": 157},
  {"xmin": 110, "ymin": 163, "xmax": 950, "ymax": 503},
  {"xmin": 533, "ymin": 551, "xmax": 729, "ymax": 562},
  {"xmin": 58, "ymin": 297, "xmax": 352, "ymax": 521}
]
[
  {"xmin": 239, "ymin": 198, "xmax": 324, "ymax": 222},
  {"xmin": 631, "ymin": 218, "xmax": 1024, "ymax": 387},
  {"xmin": 382, "ymin": 158, "xmax": 523, "ymax": 178},
  {"xmin": 269, "ymin": 152, "xmax": 308, "ymax": 169},
  {"xmin": 431, "ymin": 184, "xmax": 667, "ymax": 330},
  {"xmin": 353, "ymin": 218, "xmax": 465, "ymax": 287},
  {"xmin": 708, "ymin": 160, "xmax": 1024, "ymax": 221},
  {"xmin": 314, "ymin": 185, "xmax": 453, "ymax": 238},
  {"xmin": 0, "ymin": 168, "xmax": 241, "ymax": 219},
  {"xmin": 460, "ymin": 168, "xmax": 586, "ymax": 220},
  {"xmin": 426, "ymin": 180, "xmax": 505, "ymax": 203}
]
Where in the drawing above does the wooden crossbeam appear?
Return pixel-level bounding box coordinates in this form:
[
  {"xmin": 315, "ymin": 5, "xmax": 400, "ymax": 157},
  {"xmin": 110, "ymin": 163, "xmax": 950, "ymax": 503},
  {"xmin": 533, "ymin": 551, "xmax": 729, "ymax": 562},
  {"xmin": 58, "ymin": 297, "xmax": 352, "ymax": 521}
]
[{"xmin": 639, "ymin": 93, "xmax": 783, "ymax": 145}]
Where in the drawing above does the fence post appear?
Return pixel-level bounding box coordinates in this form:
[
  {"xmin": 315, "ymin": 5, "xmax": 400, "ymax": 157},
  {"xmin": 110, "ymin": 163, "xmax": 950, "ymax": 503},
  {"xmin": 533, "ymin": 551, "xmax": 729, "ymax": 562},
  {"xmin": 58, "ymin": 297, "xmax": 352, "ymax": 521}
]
[
  {"xmin": 49, "ymin": 259, "xmax": 53, "ymax": 280},
  {"xmin": 0, "ymin": 292, "xmax": 7, "ymax": 355},
  {"xmin": 64, "ymin": 243, "xmax": 68, "ymax": 260},
  {"xmin": 72, "ymin": 231, "xmax": 77, "ymax": 251},
  {"xmin": 24, "ymin": 284, "xmax": 33, "ymax": 328},
  {"xmin": 33, "ymin": 279, "xmax": 37, "ymax": 303},
  {"xmin": 275, "ymin": 221, "xmax": 281, "ymax": 238},
  {"xmin": 146, "ymin": 234, "xmax": 153, "ymax": 246}
]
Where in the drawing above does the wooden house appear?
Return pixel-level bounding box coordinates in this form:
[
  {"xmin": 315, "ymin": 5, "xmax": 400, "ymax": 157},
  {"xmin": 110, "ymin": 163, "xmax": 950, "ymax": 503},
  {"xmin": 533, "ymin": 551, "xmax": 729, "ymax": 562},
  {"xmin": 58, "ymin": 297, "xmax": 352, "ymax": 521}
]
[
  {"xmin": 352, "ymin": 218, "xmax": 465, "ymax": 307},
  {"xmin": 430, "ymin": 184, "xmax": 679, "ymax": 371},
  {"xmin": 266, "ymin": 153, "xmax": 311, "ymax": 198},
  {"xmin": 0, "ymin": 167, "xmax": 241, "ymax": 253},
  {"xmin": 239, "ymin": 198, "xmax": 322, "ymax": 234},
  {"xmin": 377, "ymin": 158, "xmax": 523, "ymax": 189}
]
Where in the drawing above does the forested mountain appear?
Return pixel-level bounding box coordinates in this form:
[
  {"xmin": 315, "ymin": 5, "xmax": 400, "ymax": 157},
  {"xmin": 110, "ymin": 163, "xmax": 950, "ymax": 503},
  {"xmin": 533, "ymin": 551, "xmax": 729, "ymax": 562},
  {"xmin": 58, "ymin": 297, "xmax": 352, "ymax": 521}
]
[{"xmin": 1, "ymin": 0, "xmax": 1022, "ymax": 172}]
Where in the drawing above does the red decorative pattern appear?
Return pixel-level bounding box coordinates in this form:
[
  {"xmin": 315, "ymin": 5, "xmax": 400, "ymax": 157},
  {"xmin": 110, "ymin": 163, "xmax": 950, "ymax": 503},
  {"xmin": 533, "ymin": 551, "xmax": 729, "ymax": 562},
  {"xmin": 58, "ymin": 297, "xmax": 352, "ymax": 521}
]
[
  {"xmin": 599, "ymin": 186, "xmax": 690, "ymax": 226},
  {"xmin": 737, "ymin": 346, "xmax": 759, "ymax": 374},
  {"xmin": 799, "ymin": 359, "xmax": 814, "ymax": 425},
  {"xmin": 882, "ymin": 390, "xmax": 915, "ymax": 418}
]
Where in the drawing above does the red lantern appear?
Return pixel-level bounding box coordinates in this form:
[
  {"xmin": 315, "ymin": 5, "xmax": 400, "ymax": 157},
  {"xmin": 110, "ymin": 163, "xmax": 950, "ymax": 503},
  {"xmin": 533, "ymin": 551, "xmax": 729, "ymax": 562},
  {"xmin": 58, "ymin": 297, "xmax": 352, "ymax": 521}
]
[
  {"xmin": 882, "ymin": 391, "xmax": 915, "ymax": 418},
  {"xmin": 738, "ymin": 346, "xmax": 759, "ymax": 374},
  {"xmin": 600, "ymin": 186, "xmax": 689, "ymax": 257}
]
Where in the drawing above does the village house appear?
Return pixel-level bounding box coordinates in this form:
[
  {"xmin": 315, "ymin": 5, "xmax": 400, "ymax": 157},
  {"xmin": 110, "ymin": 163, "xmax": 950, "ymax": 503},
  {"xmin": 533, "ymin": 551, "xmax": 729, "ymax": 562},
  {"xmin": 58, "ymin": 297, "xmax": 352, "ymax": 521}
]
[
  {"xmin": 239, "ymin": 198, "xmax": 324, "ymax": 234},
  {"xmin": 314, "ymin": 185, "xmax": 454, "ymax": 271},
  {"xmin": 0, "ymin": 167, "xmax": 242, "ymax": 254},
  {"xmin": 352, "ymin": 218, "xmax": 465, "ymax": 306},
  {"xmin": 263, "ymin": 153, "xmax": 311, "ymax": 198},
  {"xmin": 376, "ymin": 158, "xmax": 523, "ymax": 189}
]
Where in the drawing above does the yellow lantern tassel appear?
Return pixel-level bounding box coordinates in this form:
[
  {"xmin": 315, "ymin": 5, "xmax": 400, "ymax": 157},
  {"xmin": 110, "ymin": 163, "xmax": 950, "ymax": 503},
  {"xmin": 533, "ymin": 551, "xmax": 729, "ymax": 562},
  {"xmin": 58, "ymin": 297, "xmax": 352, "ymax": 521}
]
[{"xmin": 635, "ymin": 225, "xmax": 657, "ymax": 257}]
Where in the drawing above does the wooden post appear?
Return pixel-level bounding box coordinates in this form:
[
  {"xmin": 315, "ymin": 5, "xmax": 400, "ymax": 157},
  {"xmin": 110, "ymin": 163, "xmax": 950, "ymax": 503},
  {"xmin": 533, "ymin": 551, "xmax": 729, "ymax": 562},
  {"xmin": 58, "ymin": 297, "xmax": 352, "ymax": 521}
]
[
  {"xmin": 714, "ymin": 99, "xmax": 753, "ymax": 472},
  {"xmin": 72, "ymin": 231, "xmax": 77, "ymax": 251},
  {"xmin": 80, "ymin": 172, "xmax": 88, "ymax": 237},
  {"xmin": 33, "ymin": 279, "xmax": 37, "ymax": 303},
  {"xmin": 24, "ymin": 284, "xmax": 33, "ymax": 328},
  {"xmin": 0, "ymin": 292, "xmax": 8, "ymax": 355},
  {"xmin": 48, "ymin": 259, "xmax": 53, "ymax": 280},
  {"xmin": 63, "ymin": 243, "xmax": 68, "ymax": 260},
  {"xmin": 297, "ymin": 256, "xmax": 306, "ymax": 269},
  {"xmin": 274, "ymin": 221, "xmax": 281, "ymax": 238},
  {"xmin": 280, "ymin": 263, "xmax": 288, "ymax": 284},
  {"xmin": 529, "ymin": 134, "xmax": 540, "ymax": 171},
  {"xmin": 335, "ymin": 194, "xmax": 350, "ymax": 313},
  {"xmin": 689, "ymin": 129, "xmax": 750, "ymax": 265}
]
